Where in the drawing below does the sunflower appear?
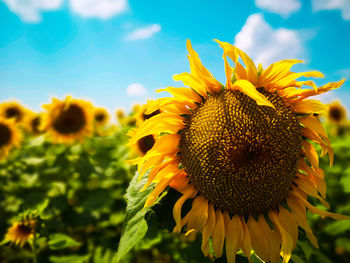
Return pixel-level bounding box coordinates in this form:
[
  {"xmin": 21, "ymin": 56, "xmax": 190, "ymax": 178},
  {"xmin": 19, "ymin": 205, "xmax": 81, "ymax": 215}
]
[
  {"xmin": 135, "ymin": 104, "xmax": 162, "ymax": 126},
  {"xmin": 116, "ymin": 108, "xmax": 126, "ymax": 122},
  {"xmin": 41, "ymin": 96, "xmax": 94, "ymax": 143},
  {"xmin": 327, "ymin": 101, "xmax": 347, "ymax": 124},
  {"xmin": 0, "ymin": 101, "xmax": 28, "ymax": 124},
  {"xmin": 25, "ymin": 112, "xmax": 43, "ymax": 136},
  {"xmin": 94, "ymin": 107, "xmax": 110, "ymax": 127},
  {"xmin": 0, "ymin": 118, "xmax": 22, "ymax": 159},
  {"xmin": 130, "ymin": 40, "xmax": 348, "ymax": 263},
  {"xmin": 5, "ymin": 219, "xmax": 38, "ymax": 247},
  {"xmin": 128, "ymin": 105, "xmax": 161, "ymax": 161}
]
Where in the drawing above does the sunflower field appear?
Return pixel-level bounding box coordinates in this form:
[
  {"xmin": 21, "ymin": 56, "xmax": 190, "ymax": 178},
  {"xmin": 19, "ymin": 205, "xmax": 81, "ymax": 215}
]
[{"xmin": 1, "ymin": 43, "xmax": 350, "ymax": 263}]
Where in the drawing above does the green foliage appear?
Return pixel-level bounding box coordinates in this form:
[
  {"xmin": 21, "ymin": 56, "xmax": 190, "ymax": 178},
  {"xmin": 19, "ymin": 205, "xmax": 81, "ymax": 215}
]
[
  {"xmin": 113, "ymin": 172, "xmax": 153, "ymax": 263},
  {"xmin": 48, "ymin": 234, "xmax": 80, "ymax": 250}
]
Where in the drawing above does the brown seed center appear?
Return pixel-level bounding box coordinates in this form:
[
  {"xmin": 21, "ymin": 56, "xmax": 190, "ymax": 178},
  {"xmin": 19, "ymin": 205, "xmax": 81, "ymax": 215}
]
[
  {"xmin": 52, "ymin": 104, "xmax": 86, "ymax": 134},
  {"xmin": 137, "ymin": 135, "xmax": 155, "ymax": 155},
  {"xmin": 179, "ymin": 89, "xmax": 302, "ymax": 216},
  {"xmin": 5, "ymin": 107, "xmax": 22, "ymax": 122},
  {"xmin": 0, "ymin": 123, "xmax": 12, "ymax": 147},
  {"xmin": 95, "ymin": 113, "xmax": 105, "ymax": 122}
]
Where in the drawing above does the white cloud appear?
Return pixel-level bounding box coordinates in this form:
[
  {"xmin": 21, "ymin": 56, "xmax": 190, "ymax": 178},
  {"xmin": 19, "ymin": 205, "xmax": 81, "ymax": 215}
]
[
  {"xmin": 126, "ymin": 83, "xmax": 147, "ymax": 96},
  {"xmin": 69, "ymin": 0, "xmax": 128, "ymax": 19},
  {"xmin": 255, "ymin": 0, "xmax": 301, "ymax": 17},
  {"xmin": 234, "ymin": 14, "xmax": 304, "ymax": 66},
  {"xmin": 2, "ymin": 0, "xmax": 63, "ymax": 22},
  {"xmin": 312, "ymin": 0, "xmax": 350, "ymax": 20},
  {"xmin": 126, "ymin": 24, "xmax": 161, "ymax": 41}
]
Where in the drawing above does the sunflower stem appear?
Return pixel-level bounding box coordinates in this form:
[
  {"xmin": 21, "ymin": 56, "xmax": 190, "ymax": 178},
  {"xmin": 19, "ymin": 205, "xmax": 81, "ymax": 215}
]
[{"xmin": 30, "ymin": 234, "xmax": 38, "ymax": 263}]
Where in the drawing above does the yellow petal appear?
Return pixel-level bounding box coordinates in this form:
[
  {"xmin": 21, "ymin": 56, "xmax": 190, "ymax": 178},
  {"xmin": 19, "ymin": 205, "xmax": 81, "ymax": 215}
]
[
  {"xmin": 247, "ymin": 216, "xmax": 269, "ymax": 262},
  {"xmin": 291, "ymin": 100, "xmax": 327, "ymax": 114},
  {"xmin": 295, "ymin": 177, "xmax": 329, "ymax": 208},
  {"xmin": 302, "ymin": 141, "xmax": 319, "ymax": 168},
  {"xmin": 173, "ymin": 72, "xmax": 207, "ymax": 98},
  {"xmin": 232, "ymin": 80, "xmax": 275, "ymax": 109},
  {"xmin": 260, "ymin": 59, "xmax": 303, "ymax": 84},
  {"xmin": 292, "ymin": 191, "xmax": 349, "ymax": 220},
  {"xmin": 224, "ymin": 213, "xmax": 243, "ymax": 263},
  {"xmin": 278, "ymin": 207, "xmax": 299, "ymax": 249},
  {"xmin": 269, "ymin": 211, "xmax": 293, "ymax": 263},
  {"xmin": 287, "ymin": 197, "xmax": 319, "ymax": 248},
  {"xmin": 186, "ymin": 40, "xmax": 222, "ymax": 94},
  {"xmin": 173, "ymin": 187, "xmax": 197, "ymax": 233},
  {"xmin": 275, "ymin": 71, "xmax": 324, "ymax": 88},
  {"xmin": 236, "ymin": 48, "xmax": 258, "ymax": 85},
  {"xmin": 258, "ymin": 217, "xmax": 281, "ymax": 263},
  {"xmin": 132, "ymin": 113, "xmax": 184, "ymax": 143},
  {"xmin": 235, "ymin": 61, "xmax": 248, "ymax": 80},
  {"xmin": 144, "ymin": 171, "xmax": 179, "ymax": 207},
  {"xmin": 223, "ymin": 54, "xmax": 234, "ymax": 90},
  {"xmin": 299, "ymin": 116, "xmax": 328, "ymax": 139},
  {"xmin": 212, "ymin": 210, "xmax": 225, "ymax": 258},
  {"xmin": 241, "ymin": 217, "xmax": 252, "ymax": 260},
  {"xmin": 186, "ymin": 196, "xmax": 208, "ymax": 232},
  {"xmin": 201, "ymin": 204, "xmax": 216, "ymax": 256},
  {"xmin": 214, "ymin": 39, "xmax": 239, "ymax": 63},
  {"xmin": 157, "ymin": 87, "xmax": 202, "ymax": 103}
]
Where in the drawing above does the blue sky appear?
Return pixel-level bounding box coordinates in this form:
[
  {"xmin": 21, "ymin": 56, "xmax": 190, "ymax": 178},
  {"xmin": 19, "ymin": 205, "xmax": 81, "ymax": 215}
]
[{"xmin": 1, "ymin": 0, "xmax": 350, "ymax": 115}]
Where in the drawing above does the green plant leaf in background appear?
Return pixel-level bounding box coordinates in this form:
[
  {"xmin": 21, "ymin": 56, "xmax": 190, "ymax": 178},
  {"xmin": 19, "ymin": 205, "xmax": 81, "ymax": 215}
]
[
  {"xmin": 113, "ymin": 171, "xmax": 153, "ymax": 263},
  {"xmin": 48, "ymin": 233, "xmax": 80, "ymax": 250},
  {"xmin": 49, "ymin": 255, "xmax": 89, "ymax": 263}
]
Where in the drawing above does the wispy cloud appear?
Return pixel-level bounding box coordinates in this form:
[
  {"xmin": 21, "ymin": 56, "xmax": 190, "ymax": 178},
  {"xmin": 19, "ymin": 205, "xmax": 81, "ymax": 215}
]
[
  {"xmin": 2, "ymin": 0, "xmax": 63, "ymax": 23},
  {"xmin": 312, "ymin": 0, "xmax": 350, "ymax": 20},
  {"xmin": 126, "ymin": 83, "xmax": 147, "ymax": 96},
  {"xmin": 255, "ymin": 0, "xmax": 301, "ymax": 17},
  {"xmin": 126, "ymin": 24, "xmax": 161, "ymax": 41},
  {"xmin": 69, "ymin": 0, "xmax": 128, "ymax": 19},
  {"xmin": 234, "ymin": 14, "xmax": 305, "ymax": 66}
]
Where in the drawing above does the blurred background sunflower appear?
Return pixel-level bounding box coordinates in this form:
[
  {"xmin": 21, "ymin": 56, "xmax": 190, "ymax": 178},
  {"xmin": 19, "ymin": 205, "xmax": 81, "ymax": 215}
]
[
  {"xmin": 0, "ymin": 117, "xmax": 22, "ymax": 159},
  {"xmin": 41, "ymin": 96, "xmax": 94, "ymax": 144}
]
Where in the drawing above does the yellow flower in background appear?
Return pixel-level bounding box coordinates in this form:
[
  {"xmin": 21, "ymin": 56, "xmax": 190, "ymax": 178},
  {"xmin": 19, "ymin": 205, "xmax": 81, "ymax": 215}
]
[
  {"xmin": 130, "ymin": 40, "xmax": 347, "ymax": 263},
  {"xmin": 5, "ymin": 219, "xmax": 38, "ymax": 247},
  {"xmin": 41, "ymin": 96, "xmax": 94, "ymax": 144},
  {"xmin": 93, "ymin": 107, "xmax": 110, "ymax": 127},
  {"xmin": 0, "ymin": 118, "xmax": 22, "ymax": 160},
  {"xmin": 128, "ymin": 104, "xmax": 161, "ymax": 163},
  {"xmin": 135, "ymin": 104, "xmax": 161, "ymax": 126},
  {"xmin": 25, "ymin": 112, "xmax": 43, "ymax": 136},
  {"xmin": 0, "ymin": 101, "xmax": 28, "ymax": 124},
  {"xmin": 115, "ymin": 108, "xmax": 126, "ymax": 122},
  {"xmin": 327, "ymin": 101, "xmax": 347, "ymax": 124}
]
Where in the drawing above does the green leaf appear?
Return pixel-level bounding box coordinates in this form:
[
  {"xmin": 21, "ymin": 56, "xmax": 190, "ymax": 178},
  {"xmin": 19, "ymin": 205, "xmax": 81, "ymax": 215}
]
[
  {"xmin": 93, "ymin": 247, "xmax": 113, "ymax": 263},
  {"xmin": 112, "ymin": 171, "xmax": 153, "ymax": 263},
  {"xmin": 324, "ymin": 220, "xmax": 350, "ymax": 236},
  {"xmin": 48, "ymin": 233, "xmax": 80, "ymax": 250},
  {"xmin": 50, "ymin": 255, "xmax": 89, "ymax": 263},
  {"xmin": 23, "ymin": 157, "xmax": 45, "ymax": 166}
]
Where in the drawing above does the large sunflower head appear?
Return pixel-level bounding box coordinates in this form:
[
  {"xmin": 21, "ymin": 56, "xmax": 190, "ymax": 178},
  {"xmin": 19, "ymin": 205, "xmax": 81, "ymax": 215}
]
[
  {"xmin": 327, "ymin": 100, "xmax": 347, "ymax": 124},
  {"xmin": 0, "ymin": 118, "xmax": 22, "ymax": 160},
  {"xmin": 130, "ymin": 40, "xmax": 347, "ymax": 263},
  {"xmin": 5, "ymin": 219, "xmax": 38, "ymax": 247},
  {"xmin": 41, "ymin": 96, "xmax": 94, "ymax": 144},
  {"xmin": 93, "ymin": 107, "xmax": 110, "ymax": 127},
  {"xmin": 0, "ymin": 101, "xmax": 28, "ymax": 124}
]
